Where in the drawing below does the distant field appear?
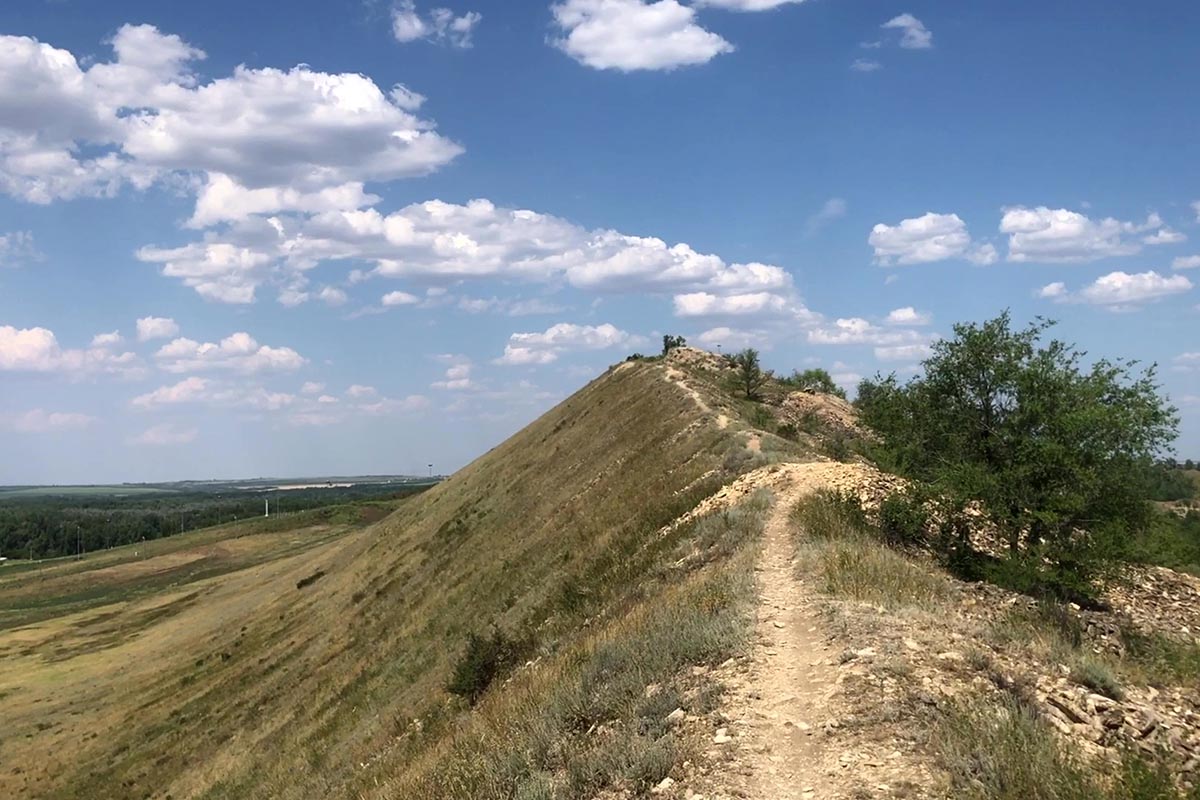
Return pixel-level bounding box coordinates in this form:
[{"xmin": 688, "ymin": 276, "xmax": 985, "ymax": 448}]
[{"xmin": 0, "ymin": 485, "xmax": 176, "ymax": 498}]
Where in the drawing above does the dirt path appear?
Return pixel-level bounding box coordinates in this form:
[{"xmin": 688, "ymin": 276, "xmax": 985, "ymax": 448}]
[
  {"xmin": 727, "ymin": 476, "xmax": 844, "ymax": 799},
  {"xmin": 699, "ymin": 462, "xmax": 902, "ymax": 799}
]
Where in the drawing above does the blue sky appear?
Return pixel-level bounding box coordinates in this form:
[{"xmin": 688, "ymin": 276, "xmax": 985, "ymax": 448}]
[{"xmin": 0, "ymin": 0, "xmax": 1197, "ymax": 484}]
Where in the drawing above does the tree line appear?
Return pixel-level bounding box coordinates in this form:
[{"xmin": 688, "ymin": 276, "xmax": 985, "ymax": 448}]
[{"xmin": 0, "ymin": 484, "xmax": 426, "ymax": 560}]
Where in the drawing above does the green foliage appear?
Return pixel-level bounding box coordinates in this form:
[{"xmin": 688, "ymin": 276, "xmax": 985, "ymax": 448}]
[
  {"xmin": 661, "ymin": 334, "xmax": 687, "ymax": 356},
  {"xmin": 1126, "ymin": 510, "xmax": 1200, "ymax": 576},
  {"xmin": 877, "ymin": 489, "xmax": 930, "ymax": 547},
  {"xmin": 447, "ymin": 628, "xmax": 526, "ymax": 704},
  {"xmin": 1144, "ymin": 463, "xmax": 1197, "ymax": 501},
  {"xmin": 780, "ymin": 367, "xmax": 847, "ymax": 400},
  {"xmin": 730, "ymin": 348, "xmax": 769, "ymax": 400},
  {"xmin": 856, "ymin": 312, "xmax": 1179, "ymax": 599}
]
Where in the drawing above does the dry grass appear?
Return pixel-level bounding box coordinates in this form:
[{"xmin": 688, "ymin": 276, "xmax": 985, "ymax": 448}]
[
  {"xmin": 936, "ymin": 697, "xmax": 1188, "ymax": 800},
  {"xmin": 3, "ymin": 358, "xmax": 774, "ymax": 800}
]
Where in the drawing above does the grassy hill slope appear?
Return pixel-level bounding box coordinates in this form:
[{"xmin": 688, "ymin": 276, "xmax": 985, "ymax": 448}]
[{"xmin": 5, "ymin": 353, "xmax": 799, "ymax": 799}]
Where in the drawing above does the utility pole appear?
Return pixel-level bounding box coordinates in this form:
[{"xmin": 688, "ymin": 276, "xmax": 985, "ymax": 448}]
[{"xmin": 428, "ymin": 464, "xmax": 433, "ymax": 478}]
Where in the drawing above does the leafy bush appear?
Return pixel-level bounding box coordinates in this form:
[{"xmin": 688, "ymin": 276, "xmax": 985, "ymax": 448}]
[
  {"xmin": 878, "ymin": 489, "xmax": 930, "ymax": 547},
  {"xmin": 729, "ymin": 348, "xmax": 769, "ymax": 400}
]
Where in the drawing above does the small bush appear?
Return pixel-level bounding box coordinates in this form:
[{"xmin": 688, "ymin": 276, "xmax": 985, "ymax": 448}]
[
  {"xmin": 1119, "ymin": 626, "xmax": 1200, "ymax": 686},
  {"xmin": 748, "ymin": 403, "xmax": 775, "ymax": 430},
  {"xmin": 447, "ymin": 628, "xmax": 524, "ymax": 704},
  {"xmin": 1070, "ymin": 658, "xmax": 1124, "ymax": 701}
]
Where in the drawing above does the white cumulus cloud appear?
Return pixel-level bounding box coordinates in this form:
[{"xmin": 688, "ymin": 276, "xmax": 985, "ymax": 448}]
[
  {"xmin": 495, "ymin": 322, "xmax": 640, "ymax": 365},
  {"xmin": 869, "ymin": 212, "xmax": 996, "ymax": 266},
  {"xmin": 153, "ymin": 332, "xmax": 306, "ymax": 374},
  {"xmin": 0, "ymin": 325, "xmax": 140, "ymax": 376},
  {"xmin": 1001, "ymin": 207, "xmax": 1173, "ymax": 263},
  {"xmin": 1172, "ymin": 255, "xmax": 1200, "ymax": 271},
  {"xmin": 550, "ymin": 0, "xmax": 734, "ymax": 72},
  {"xmin": 0, "ymin": 231, "xmax": 41, "ymax": 268},
  {"xmin": 0, "ymin": 25, "xmax": 461, "ymax": 218},
  {"xmin": 884, "ymin": 306, "xmax": 931, "ymax": 326},
  {"xmin": 1039, "ymin": 270, "xmax": 1193, "ymax": 311},
  {"xmin": 136, "ymin": 316, "xmax": 179, "ymax": 342}
]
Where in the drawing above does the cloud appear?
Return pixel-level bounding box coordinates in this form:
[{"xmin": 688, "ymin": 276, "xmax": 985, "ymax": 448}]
[
  {"xmin": 431, "ymin": 359, "xmax": 477, "ymax": 390},
  {"xmin": 1144, "ymin": 228, "xmax": 1185, "ymax": 245},
  {"xmin": 90, "ymin": 330, "xmax": 123, "ymax": 348},
  {"xmin": 1000, "ymin": 207, "xmax": 1173, "ymax": 263},
  {"xmin": 300, "ymin": 381, "xmax": 325, "ymax": 395},
  {"xmin": 673, "ymin": 291, "xmax": 799, "ymax": 318},
  {"xmin": 0, "ymin": 231, "xmax": 41, "ymax": 268},
  {"xmin": 696, "ymin": 326, "xmax": 766, "ymax": 349},
  {"xmin": 874, "ymin": 343, "xmax": 932, "ymax": 361},
  {"xmin": 391, "ymin": 1, "xmax": 482, "ymax": 48},
  {"xmin": 1194, "ymin": 201, "xmax": 1200, "ymax": 222},
  {"xmin": 1172, "ymin": 255, "xmax": 1200, "ymax": 271},
  {"xmin": 804, "ymin": 198, "xmax": 847, "ymax": 236},
  {"xmin": 153, "ymin": 332, "xmax": 306, "ymax": 373},
  {"xmin": 345, "ymin": 384, "xmax": 378, "ymax": 398},
  {"xmin": 884, "ymin": 306, "xmax": 931, "ymax": 326},
  {"xmin": 132, "ymin": 377, "xmax": 297, "ymax": 411},
  {"xmin": 1174, "ymin": 352, "xmax": 1200, "ymax": 373},
  {"xmin": 1039, "ymin": 270, "xmax": 1193, "ymax": 310},
  {"xmin": 850, "ymin": 59, "xmax": 881, "ymax": 73},
  {"xmin": 130, "ymin": 423, "xmax": 197, "ymax": 446},
  {"xmin": 136, "ymin": 316, "xmax": 179, "ymax": 342},
  {"xmin": 550, "ymin": 0, "xmax": 734, "ymax": 71},
  {"xmin": 882, "ymin": 13, "xmax": 933, "ymax": 49},
  {"xmin": 807, "ymin": 317, "xmax": 931, "ymax": 347},
  {"xmin": 495, "ymin": 322, "xmax": 640, "ymax": 365},
  {"xmin": 382, "ymin": 290, "xmax": 421, "ymax": 306},
  {"xmin": 151, "ymin": 197, "xmax": 802, "ymax": 307},
  {"xmin": 0, "ymin": 25, "xmax": 462, "ymax": 216},
  {"xmin": 869, "ymin": 212, "xmax": 996, "ymax": 266},
  {"xmin": 4, "ymin": 409, "xmax": 95, "ymax": 433},
  {"xmin": 0, "ymin": 324, "xmax": 140, "ymax": 376},
  {"xmin": 131, "ymin": 376, "xmax": 211, "ymax": 408}
]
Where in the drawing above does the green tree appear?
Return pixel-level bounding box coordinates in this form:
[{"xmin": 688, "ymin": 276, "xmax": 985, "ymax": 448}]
[
  {"xmin": 732, "ymin": 348, "xmax": 768, "ymax": 400},
  {"xmin": 661, "ymin": 334, "xmax": 687, "ymax": 356},
  {"xmin": 783, "ymin": 368, "xmax": 847, "ymax": 400},
  {"xmin": 856, "ymin": 312, "xmax": 1178, "ymax": 599}
]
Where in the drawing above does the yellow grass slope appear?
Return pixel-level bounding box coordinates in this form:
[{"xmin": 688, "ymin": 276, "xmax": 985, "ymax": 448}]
[{"xmin": 9, "ymin": 351, "xmax": 799, "ymax": 799}]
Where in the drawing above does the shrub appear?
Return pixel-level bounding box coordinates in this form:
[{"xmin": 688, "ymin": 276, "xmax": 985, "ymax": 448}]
[
  {"xmin": 447, "ymin": 628, "xmax": 524, "ymax": 704},
  {"xmin": 856, "ymin": 312, "xmax": 1179, "ymax": 600},
  {"xmin": 780, "ymin": 367, "xmax": 847, "ymax": 400},
  {"xmin": 1070, "ymin": 658, "xmax": 1124, "ymax": 700},
  {"xmin": 878, "ymin": 489, "xmax": 929, "ymax": 547}
]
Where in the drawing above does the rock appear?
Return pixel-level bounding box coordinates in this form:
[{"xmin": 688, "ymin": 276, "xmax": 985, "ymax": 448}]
[
  {"xmin": 651, "ymin": 777, "xmax": 675, "ymax": 794},
  {"xmin": 666, "ymin": 708, "xmax": 687, "ymax": 725},
  {"xmin": 713, "ymin": 728, "xmax": 733, "ymax": 744}
]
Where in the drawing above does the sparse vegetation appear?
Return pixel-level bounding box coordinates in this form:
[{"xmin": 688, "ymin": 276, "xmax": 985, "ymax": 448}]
[
  {"xmin": 662, "ymin": 334, "xmax": 687, "ymax": 356},
  {"xmin": 935, "ymin": 697, "xmax": 1192, "ymax": 800}
]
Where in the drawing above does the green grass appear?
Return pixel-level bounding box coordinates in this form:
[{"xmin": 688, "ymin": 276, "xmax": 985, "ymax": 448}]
[{"xmin": 789, "ymin": 490, "xmax": 950, "ymax": 609}]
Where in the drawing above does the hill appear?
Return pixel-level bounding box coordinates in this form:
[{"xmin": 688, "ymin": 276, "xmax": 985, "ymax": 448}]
[{"xmin": 3, "ymin": 347, "xmax": 1198, "ymax": 800}]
